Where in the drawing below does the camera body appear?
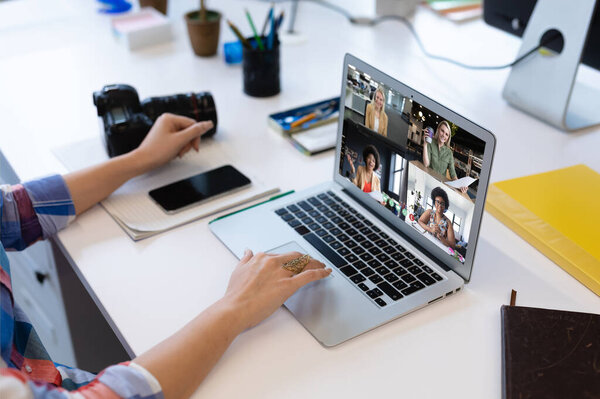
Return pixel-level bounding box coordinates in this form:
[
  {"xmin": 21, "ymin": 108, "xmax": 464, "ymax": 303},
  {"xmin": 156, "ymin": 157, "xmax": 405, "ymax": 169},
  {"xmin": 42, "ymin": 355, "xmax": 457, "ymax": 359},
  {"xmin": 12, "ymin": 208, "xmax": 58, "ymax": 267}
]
[{"xmin": 93, "ymin": 84, "xmax": 217, "ymax": 157}]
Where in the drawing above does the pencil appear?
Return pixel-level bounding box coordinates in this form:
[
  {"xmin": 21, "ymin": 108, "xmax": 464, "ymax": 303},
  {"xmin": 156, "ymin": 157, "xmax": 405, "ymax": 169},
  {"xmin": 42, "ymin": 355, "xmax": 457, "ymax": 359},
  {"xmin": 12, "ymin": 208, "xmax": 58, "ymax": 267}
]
[
  {"xmin": 275, "ymin": 10, "xmax": 285, "ymax": 31},
  {"xmin": 245, "ymin": 9, "xmax": 265, "ymax": 51},
  {"xmin": 261, "ymin": 3, "xmax": 274, "ymax": 37},
  {"xmin": 227, "ymin": 19, "xmax": 251, "ymax": 49}
]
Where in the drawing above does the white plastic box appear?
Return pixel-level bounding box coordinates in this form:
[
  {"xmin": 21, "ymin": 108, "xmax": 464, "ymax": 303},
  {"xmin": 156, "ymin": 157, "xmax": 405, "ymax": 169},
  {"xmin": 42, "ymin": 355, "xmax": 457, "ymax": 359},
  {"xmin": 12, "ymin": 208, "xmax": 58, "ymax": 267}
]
[{"xmin": 111, "ymin": 7, "xmax": 172, "ymax": 50}]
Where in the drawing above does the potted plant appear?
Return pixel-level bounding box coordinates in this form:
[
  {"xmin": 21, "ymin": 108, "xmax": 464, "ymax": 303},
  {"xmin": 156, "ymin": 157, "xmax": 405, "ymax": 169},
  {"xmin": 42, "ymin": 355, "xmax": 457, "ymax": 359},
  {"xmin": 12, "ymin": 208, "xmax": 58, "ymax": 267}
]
[
  {"xmin": 139, "ymin": 0, "xmax": 167, "ymax": 15},
  {"xmin": 185, "ymin": 0, "xmax": 221, "ymax": 57}
]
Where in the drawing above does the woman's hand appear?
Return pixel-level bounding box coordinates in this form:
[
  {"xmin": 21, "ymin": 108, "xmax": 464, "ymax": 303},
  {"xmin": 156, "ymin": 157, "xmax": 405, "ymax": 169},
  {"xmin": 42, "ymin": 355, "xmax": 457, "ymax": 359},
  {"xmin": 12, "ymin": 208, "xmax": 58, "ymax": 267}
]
[
  {"xmin": 460, "ymin": 186, "xmax": 468, "ymax": 194},
  {"xmin": 222, "ymin": 250, "xmax": 331, "ymax": 331},
  {"xmin": 133, "ymin": 113, "xmax": 214, "ymax": 173}
]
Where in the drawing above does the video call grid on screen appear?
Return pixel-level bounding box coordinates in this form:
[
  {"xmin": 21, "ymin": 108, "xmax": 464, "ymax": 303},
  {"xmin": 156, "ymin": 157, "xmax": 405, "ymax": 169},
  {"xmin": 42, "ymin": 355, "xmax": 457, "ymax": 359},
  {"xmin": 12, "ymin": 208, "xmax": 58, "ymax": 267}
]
[{"xmin": 340, "ymin": 63, "xmax": 486, "ymax": 265}]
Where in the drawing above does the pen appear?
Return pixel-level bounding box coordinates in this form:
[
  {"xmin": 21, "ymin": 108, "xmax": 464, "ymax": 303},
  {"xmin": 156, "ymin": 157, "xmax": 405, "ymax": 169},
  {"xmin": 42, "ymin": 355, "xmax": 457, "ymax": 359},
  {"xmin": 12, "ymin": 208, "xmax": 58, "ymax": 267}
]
[
  {"xmin": 261, "ymin": 3, "xmax": 274, "ymax": 37},
  {"xmin": 290, "ymin": 112, "xmax": 317, "ymax": 128},
  {"xmin": 245, "ymin": 9, "xmax": 265, "ymax": 51},
  {"xmin": 267, "ymin": 8, "xmax": 275, "ymax": 50},
  {"xmin": 275, "ymin": 10, "xmax": 285, "ymax": 31},
  {"xmin": 226, "ymin": 20, "xmax": 252, "ymax": 49}
]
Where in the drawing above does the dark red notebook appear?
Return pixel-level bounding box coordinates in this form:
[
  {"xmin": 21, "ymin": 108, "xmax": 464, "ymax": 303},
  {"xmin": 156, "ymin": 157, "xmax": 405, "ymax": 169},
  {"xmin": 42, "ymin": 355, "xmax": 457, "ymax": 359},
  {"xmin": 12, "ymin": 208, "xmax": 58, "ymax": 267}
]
[{"xmin": 501, "ymin": 305, "xmax": 600, "ymax": 399}]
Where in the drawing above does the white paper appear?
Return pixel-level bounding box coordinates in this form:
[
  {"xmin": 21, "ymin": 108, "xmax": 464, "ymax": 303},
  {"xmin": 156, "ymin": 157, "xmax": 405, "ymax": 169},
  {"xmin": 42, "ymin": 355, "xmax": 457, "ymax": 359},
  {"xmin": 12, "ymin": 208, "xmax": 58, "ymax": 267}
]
[
  {"xmin": 291, "ymin": 123, "xmax": 337, "ymax": 154},
  {"xmin": 53, "ymin": 137, "xmax": 278, "ymax": 239},
  {"xmin": 444, "ymin": 176, "xmax": 477, "ymax": 189}
]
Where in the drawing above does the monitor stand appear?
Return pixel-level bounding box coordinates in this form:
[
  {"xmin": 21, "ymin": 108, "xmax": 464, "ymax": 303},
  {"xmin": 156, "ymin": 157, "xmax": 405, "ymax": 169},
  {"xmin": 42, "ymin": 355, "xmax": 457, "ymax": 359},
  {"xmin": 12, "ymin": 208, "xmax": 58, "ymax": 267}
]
[{"xmin": 502, "ymin": 0, "xmax": 600, "ymax": 131}]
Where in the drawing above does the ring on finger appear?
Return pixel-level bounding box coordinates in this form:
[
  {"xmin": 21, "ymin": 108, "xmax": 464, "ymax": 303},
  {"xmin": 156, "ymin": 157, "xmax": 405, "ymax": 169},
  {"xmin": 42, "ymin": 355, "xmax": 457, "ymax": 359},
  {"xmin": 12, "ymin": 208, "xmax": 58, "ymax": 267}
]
[{"xmin": 282, "ymin": 254, "xmax": 311, "ymax": 274}]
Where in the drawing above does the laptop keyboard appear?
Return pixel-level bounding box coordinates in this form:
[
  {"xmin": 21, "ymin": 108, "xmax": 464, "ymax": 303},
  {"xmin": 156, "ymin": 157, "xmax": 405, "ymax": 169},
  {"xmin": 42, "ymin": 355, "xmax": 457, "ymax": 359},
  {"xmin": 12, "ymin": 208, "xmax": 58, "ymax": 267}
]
[{"xmin": 274, "ymin": 191, "xmax": 444, "ymax": 308}]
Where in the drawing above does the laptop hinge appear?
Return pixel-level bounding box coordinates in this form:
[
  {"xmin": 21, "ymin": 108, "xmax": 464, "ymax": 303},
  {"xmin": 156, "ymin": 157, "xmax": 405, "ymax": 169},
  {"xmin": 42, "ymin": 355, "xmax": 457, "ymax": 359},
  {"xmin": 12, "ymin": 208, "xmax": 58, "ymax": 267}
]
[{"xmin": 341, "ymin": 188, "xmax": 452, "ymax": 272}]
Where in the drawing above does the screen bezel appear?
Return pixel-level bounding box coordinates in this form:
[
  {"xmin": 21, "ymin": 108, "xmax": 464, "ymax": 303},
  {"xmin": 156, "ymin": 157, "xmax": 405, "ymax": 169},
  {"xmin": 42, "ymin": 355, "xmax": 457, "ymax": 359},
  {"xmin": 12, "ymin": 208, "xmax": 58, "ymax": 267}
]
[{"xmin": 333, "ymin": 53, "xmax": 496, "ymax": 282}]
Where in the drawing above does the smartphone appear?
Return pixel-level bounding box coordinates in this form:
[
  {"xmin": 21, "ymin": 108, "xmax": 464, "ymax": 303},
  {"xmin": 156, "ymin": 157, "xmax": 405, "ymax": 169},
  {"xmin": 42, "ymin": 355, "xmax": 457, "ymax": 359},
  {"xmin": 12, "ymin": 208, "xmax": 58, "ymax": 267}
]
[{"xmin": 149, "ymin": 165, "xmax": 251, "ymax": 214}]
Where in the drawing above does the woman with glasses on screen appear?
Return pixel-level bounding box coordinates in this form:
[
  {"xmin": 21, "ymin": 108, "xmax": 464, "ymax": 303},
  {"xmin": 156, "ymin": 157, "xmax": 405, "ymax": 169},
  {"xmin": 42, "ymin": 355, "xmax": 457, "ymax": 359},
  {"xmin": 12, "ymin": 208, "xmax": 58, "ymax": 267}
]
[
  {"xmin": 417, "ymin": 187, "xmax": 456, "ymax": 248},
  {"xmin": 364, "ymin": 87, "xmax": 388, "ymax": 137}
]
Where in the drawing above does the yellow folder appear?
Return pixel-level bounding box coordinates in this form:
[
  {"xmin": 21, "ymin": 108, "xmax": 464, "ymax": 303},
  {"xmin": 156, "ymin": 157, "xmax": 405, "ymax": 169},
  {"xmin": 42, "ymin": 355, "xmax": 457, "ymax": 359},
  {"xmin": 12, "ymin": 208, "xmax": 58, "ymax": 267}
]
[{"xmin": 486, "ymin": 164, "xmax": 600, "ymax": 296}]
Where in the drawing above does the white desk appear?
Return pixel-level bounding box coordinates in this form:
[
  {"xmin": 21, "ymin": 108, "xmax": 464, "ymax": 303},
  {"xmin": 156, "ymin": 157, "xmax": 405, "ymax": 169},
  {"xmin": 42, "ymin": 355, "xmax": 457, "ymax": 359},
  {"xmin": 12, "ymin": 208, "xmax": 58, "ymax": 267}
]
[{"xmin": 1, "ymin": 1, "xmax": 599, "ymax": 398}]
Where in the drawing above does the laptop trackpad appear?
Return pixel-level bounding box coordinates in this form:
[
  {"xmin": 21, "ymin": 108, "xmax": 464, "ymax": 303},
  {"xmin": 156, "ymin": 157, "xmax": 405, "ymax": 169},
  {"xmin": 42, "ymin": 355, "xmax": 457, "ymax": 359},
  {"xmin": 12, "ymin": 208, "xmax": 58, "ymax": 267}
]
[{"xmin": 268, "ymin": 241, "xmax": 373, "ymax": 347}]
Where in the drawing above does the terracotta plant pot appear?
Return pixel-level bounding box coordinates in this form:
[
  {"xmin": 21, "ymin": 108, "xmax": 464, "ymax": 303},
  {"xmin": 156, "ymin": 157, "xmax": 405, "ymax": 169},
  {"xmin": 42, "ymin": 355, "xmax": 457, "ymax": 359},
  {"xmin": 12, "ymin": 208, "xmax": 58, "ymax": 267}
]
[
  {"xmin": 185, "ymin": 10, "xmax": 221, "ymax": 57},
  {"xmin": 139, "ymin": 0, "xmax": 167, "ymax": 15}
]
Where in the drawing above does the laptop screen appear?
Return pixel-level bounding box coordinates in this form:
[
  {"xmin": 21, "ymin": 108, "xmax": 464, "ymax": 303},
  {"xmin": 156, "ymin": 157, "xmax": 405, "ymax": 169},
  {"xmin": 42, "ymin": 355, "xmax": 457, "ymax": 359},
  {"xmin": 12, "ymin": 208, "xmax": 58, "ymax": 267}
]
[{"xmin": 339, "ymin": 61, "xmax": 488, "ymax": 273}]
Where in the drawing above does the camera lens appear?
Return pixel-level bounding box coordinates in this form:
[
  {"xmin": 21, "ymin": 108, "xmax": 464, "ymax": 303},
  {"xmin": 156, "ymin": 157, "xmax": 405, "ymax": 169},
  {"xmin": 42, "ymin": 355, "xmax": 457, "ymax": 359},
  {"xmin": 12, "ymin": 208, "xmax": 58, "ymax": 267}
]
[{"xmin": 142, "ymin": 92, "xmax": 217, "ymax": 137}]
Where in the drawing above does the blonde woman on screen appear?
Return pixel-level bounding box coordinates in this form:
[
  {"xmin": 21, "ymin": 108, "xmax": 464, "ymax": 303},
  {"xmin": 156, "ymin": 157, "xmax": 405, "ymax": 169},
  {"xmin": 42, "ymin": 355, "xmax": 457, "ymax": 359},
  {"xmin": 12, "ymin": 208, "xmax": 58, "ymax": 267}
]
[{"xmin": 365, "ymin": 87, "xmax": 388, "ymax": 137}]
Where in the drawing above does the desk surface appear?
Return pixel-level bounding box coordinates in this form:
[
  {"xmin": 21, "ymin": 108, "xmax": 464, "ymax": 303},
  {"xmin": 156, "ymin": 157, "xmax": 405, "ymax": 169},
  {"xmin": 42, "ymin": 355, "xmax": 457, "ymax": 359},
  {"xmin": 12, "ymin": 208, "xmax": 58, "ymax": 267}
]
[{"xmin": 1, "ymin": 1, "xmax": 599, "ymax": 398}]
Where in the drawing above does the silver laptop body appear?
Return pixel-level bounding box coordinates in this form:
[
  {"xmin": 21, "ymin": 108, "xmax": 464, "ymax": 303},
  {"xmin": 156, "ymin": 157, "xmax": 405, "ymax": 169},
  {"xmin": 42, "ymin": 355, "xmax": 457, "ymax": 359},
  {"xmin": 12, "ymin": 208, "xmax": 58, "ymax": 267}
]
[{"xmin": 210, "ymin": 54, "xmax": 496, "ymax": 346}]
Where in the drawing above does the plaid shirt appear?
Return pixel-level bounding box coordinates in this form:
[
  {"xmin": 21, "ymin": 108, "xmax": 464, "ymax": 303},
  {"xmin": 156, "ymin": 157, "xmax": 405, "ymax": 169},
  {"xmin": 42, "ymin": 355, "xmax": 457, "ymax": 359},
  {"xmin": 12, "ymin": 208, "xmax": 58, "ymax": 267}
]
[{"xmin": 0, "ymin": 175, "xmax": 163, "ymax": 399}]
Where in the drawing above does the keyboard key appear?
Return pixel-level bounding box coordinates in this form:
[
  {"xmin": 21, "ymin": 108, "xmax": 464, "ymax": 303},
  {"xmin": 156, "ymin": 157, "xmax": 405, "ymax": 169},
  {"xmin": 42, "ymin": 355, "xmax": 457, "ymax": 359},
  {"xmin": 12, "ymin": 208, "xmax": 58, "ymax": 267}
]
[
  {"xmin": 369, "ymin": 275, "xmax": 383, "ymax": 284},
  {"xmin": 345, "ymin": 254, "xmax": 359, "ymax": 263},
  {"xmin": 298, "ymin": 201, "xmax": 312, "ymax": 211},
  {"xmin": 414, "ymin": 259, "xmax": 424, "ymax": 266},
  {"xmin": 353, "ymin": 260, "xmax": 367, "ymax": 270},
  {"xmin": 408, "ymin": 266, "xmax": 422, "ymax": 275},
  {"xmin": 295, "ymin": 211, "xmax": 306, "ymax": 218},
  {"xmin": 309, "ymin": 210, "xmax": 320, "ymax": 218},
  {"xmin": 346, "ymin": 240, "xmax": 358, "ymax": 249},
  {"xmin": 393, "ymin": 281, "xmax": 408, "ymax": 290},
  {"xmin": 383, "ymin": 246, "xmax": 395, "ymax": 254},
  {"xmin": 315, "ymin": 229, "xmax": 327, "ymax": 237},
  {"xmin": 379, "ymin": 232, "xmax": 389, "ymax": 239},
  {"xmin": 388, "ymin": 238, "xmax": 398, "ymax": 246},
  {"xmin": 356, "ymin": 213, "xmax": 365, "ymax": 220},
  {"xmin": 400, "ymin": 259, "xmax": 413, "ymax": 267},
  {"xmin": 384, "ymin": 273, "xmax": 399, "ymax": 283},
  {"xmin": 366, "ymin": 288, "xmax": 383, "ymax": 298},
  {"xmin": 339, "ymin": 210, "xmax": 349, "ymax": 217},
  {"xmin": 346, "ymin": 228, "xmax": 358, "ymax": 236},
  {"xmin": 374, "ymin": 266, "xmax": 387, "ymax": 275},
  {"xmin": 316, "ymin": 216, "xmax": 327, "ymax": 224},
  {"xmin": 392, "ymin": 253, "xmax": 406, "ymax": 261},
  {"xmin": 360, "ymin": 227, "xmax": 372, "ymax": 235},
  {"xmin": 331, "ymin": 204, "xmax": 342, "ymax": 212},
  {"xmin": 431, "ymin": 273, "xmax": 443, "ymax": 281},
  {"xmin": 323, "ymin": 235, "xmax": 335, "ymax": 243},
  {"xmin": 402, "ymin": 274, "xmax": 416, "ymax": 283},
  {"xmin": 384, "ymin": 260, "xmax": 398, "ymax": 269},
  {"xmin": 374, "ymin": 239, "xmax": 388, "ymax": 248},
  {"xmin": 287, "ymin": 204, "xmax": 300, "ymax": 212},
  {"xmin": 368, "ymin": 247, "xmax": 382, "ymax": 256},
  {"xmin": 352, "ymin": 221, "xmax": 365, "ymax": 229},
  {"xmin": 337, "ymin": 248, "xmax": 351, "ymax": 256},
  {"xmin": 422, "ymin": 265, "xmax": 433, "ymax": 273},
  {"xmin": 295, "ymin": 226, "xmax": 310, "ymax": 236},
  {"xmin": 308, "ymin": 223, "xmax": 320, "ymax": 231},
  {"xmin": 377, "ymin": 282, "xmax": 402, "ymax": 301},
  {"xmin": 331, "ymin": 217, "xmax": 343, "ymax": 224},
  {"xmin": 325, "ymin": 211, "xmax": 336, "ymax": 218},
  {"xmin": 375, "ymin": 298, "xmax": 387, "ymax": 307},
  {"xmin": 275, "ymin": 208, "xmax": 288, "ymax": 215},
  {"xmin": 367, "ymin": 233, "xmax": 379, "ymax": 241},
  {"xmin": 337, "ymin": 234, "xmax": 350, "ymax": 242},
  {"xmin": 392, "ymin": 266, "xmax": 407, "ymax": 276},
  {"xmin": 416, "ymin": 273, "xmax": 436, "ymax": 286},
  {"xmin": 360, "ymin": 253, "xmax": 374, "ymax": 261},
  {"xmin": 288, "ymin": 219, "xmax": 301, "ymax": 228},
  {"xmin": 331, "ymin": 228, "xmax": 342, "ymax": 236},
  {"xmin": 281, "ymin": 213, "xmax": 295, "ymax": 222},
  {"xmin": 397, "ymin": 245, "xmax": 406, "ymax": 253},
  {"xmin": 364, "ymin": 220, "xmax": 373, "ymax": 226},
  {"xmin": 338, "ymin": 222, "xmax": 350, "ymax": 230},
  {"xmin": 324, "ymin": 199, "xmax": 335, "ymax": 206},
  {"xmin": 401, "ymin": 281, "xmax": 425, "ymax": 296},
  {"xmin": 352, "ymin": 246, "xmax": 365, "ymax": 255},
  {"xmin": 317, "ymin": 193, "xmax": 329, "ymax": 200},
  {"xmin": 372, "ymin": 226, "xmax": 381, "ymax": 232},
  {"xmin": 307, "ymin": 196, "xmax": 321, "ymax": 206},
  {"xmin": 339, "ymin": 265, "xmax": 358, "ymax": 277},
  {"xmin": 358, "ymin": 282, "xmax": 369, "ymax": 291},
  {"xmin": 351, "ymin": 274, "xmax": 366, "ymax": 284},
  {"xmin": 317, "ymin": 205, "xmax": 328, "ymax": 213},
  {"xmin": 303, "ymin": 233, "xmax": 347, "ymax": 268},
  {"xmin": 376, "ymin": 253, "xmax": 390, "ymax": 262},
  {"xmin": 301, "ymin": 217, "xmax": 313, "ymax": 225},
  {"xmin": 354, "ymin": 234, "xmax": 367, "ymax": 243},
  {"xmin": 346, "ymin": 216, "xmax": 357, "ymax": 223},
  {"xmin": 405, "ymin": 252, "xmax": 415, "ymax": 260},
  {"xmin": 362, "ymin": 267, "xmax": 375, "ymax": 276},
  {"xmin": 323, "ymin": 222, "xmax": 334, "ymax": 229},
  {"xmin": 330, "ymin": 241, "xmax": 342, "ymax": 250}
]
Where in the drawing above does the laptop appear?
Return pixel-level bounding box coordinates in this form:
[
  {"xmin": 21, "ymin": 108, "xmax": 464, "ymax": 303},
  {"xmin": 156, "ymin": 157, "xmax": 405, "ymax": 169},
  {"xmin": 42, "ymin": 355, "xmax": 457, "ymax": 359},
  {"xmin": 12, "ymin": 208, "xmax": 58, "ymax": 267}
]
[{"xmin": 210, "ymin": 54, "xmax": 496, "ymax": 346}]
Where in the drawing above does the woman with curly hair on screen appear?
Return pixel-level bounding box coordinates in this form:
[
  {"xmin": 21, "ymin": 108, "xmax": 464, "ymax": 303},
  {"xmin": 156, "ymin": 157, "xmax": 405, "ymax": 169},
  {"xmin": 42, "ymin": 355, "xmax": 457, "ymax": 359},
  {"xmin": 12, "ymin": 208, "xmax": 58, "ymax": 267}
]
[
  {"xmin": 346, "ymin": 145, "xmax": 381, "ymax": 193},
  {"xmin": 418, "ymin": 186, "xmax": 456, "ymax": 248}
]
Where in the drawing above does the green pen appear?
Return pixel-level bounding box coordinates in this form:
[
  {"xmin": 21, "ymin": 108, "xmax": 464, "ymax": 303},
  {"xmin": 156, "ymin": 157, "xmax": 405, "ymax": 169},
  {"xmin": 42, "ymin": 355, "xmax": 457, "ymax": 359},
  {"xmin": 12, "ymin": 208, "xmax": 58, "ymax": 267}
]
[{"xmin": 245, "ymin": 8, "xmax": 265, "ymax": 51}]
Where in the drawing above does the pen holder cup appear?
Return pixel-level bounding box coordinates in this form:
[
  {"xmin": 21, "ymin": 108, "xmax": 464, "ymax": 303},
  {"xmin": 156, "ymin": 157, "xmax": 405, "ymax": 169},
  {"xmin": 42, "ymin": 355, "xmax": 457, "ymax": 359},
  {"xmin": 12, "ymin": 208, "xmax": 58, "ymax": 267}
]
[{"xmin": 242, "ymin": 36, "xmax": 280, "ymax": 97}]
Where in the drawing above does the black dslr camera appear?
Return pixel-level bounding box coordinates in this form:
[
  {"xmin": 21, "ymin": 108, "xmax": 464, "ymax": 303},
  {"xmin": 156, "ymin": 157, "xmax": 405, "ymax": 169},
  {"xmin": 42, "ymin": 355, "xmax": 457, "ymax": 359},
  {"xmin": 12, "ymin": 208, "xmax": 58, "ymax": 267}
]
[{"xmin": 93, "ymin": 84, "xmax": 217, "ymax": 158}]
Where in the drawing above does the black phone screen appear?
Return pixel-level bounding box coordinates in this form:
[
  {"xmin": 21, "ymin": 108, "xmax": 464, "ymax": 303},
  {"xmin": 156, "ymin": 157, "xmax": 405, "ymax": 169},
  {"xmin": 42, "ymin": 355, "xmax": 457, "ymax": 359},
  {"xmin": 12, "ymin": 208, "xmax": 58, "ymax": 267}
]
[{"xmin": 149, "ymin": 165, "xmax": 251, "ymax": 213}]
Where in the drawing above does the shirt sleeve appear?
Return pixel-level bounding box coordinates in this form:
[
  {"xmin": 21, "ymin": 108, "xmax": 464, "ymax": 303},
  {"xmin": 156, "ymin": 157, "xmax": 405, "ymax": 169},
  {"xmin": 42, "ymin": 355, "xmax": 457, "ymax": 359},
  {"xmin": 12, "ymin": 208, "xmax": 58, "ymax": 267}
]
[
  {"xmin": 0, "ymin": 175, "xmax": 75, "ymax": 251},
  {"xmin": 447, "ymin": 151, "xmax": 457, "ymax": 180},
  {"xmin": 0, "ymin": 362, "xmax": 164, "ymax": 399}
]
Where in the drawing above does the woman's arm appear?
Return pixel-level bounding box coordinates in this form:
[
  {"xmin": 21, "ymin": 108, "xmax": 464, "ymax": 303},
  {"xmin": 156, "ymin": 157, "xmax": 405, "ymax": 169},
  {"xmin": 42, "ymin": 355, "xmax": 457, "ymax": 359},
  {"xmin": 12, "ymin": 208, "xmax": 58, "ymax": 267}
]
[
  {"xmin": 364, "ymin": 103, "xmax": 373, "ymax": 129},
  {"xmin": 417, "ymin": 209, "xmax": 432, "ymax": 232},
  {"xmin": 422, "ymin": 140, "xmax": 430, "ymax": 168},
  {"xmin": 380, "ymin": 113, "xmax": 388, "ymax": 137},
  {"xmin": 346, "ymin": 153, "xmax": 356, "ymax": 176},
  {"xmin": 134, "ymin": 250, "xmax": 331, "ymax": 399},
  {"xmin": 64, "ymin": 114, "xmax": 213, "ymax": 215}
]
